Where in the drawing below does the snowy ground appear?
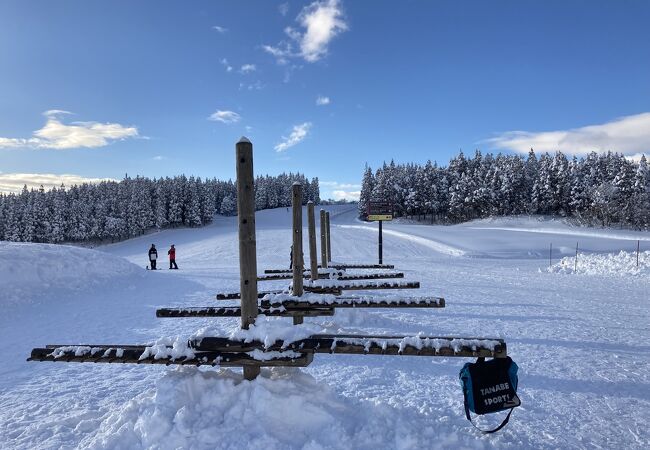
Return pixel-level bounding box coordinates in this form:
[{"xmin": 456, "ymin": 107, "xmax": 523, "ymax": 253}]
[{"xmin": 1, "ymin": 207, "xmax": 649, "ymax": 449}]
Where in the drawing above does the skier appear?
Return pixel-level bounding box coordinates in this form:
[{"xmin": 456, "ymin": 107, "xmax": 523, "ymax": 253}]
[
  {"xmin": 168, "ymin": 244, "xmax": 179, "ymax": 269},
  {"xmin": 148, "ymin": 244, "xmax": 158, "ymax": 270}
]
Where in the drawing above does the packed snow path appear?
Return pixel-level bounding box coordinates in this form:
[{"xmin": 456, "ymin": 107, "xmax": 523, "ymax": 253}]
[{"xmin": 1, "ymin": 206, "xmax": 648, "ymax": 449}]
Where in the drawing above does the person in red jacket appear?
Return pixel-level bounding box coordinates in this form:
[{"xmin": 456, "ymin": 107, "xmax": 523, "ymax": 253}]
[{"xmin": 168, "ymin": 244, "xmax": 178, "ymax": 269}]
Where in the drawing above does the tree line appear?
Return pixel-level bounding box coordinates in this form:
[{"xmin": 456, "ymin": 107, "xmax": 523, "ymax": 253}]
[
  {"xmin": 358, "ymin": 150, "xmax": 650, "ymax": 229},
  {"xmin": 0, "ymin": 173, "xmax": 320, "ymax": 243}
]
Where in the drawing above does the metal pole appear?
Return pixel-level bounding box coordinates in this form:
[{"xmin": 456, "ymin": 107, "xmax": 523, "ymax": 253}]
[
  {"xmin": 292, "ymin": 183, "xmax": 304, "ymax": 325},
  {"xmin": 549, "ymin": 243, "xmax": 552, "ymax": 268},
  {"xmin": 637, "ymin": 240, "xmax": 640, "ymax": 268},
  {"xmin": 574, "ymin": 242, "xmax": 578, "ymax": 273},
  {"xmin": 320, "ymin": 209, "xmax": 328, "ymax": 269},
  {"xmin": 326, "ymin": 211, "xmax": 332, "ymax": 263},
  {"xmin": 235, "ymin": 137, "xmax": 259, "ymax": 380},
  {"xmin": 307, "ymin": 202, "xmax": 319, "ymax": 281},
  {"xmin": 379, "ymin": 220, "xmax": 383, "ymax": 265}
]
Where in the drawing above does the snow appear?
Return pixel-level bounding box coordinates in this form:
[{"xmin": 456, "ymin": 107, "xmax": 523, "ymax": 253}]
[
  {"xmin": 548, "ymin": 250, "xmax": 650, "ymax": 277},
  {"xmin": 1, "ymin": 206, "xmax": 649, "ymax": 449}
]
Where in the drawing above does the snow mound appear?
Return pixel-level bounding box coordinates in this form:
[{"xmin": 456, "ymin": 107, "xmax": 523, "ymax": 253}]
[
  {"xmin": 80, "ymin": 367, "xmax": 480, "ymax": 450},
  {"xmin": 548, "ymin": 250, "xmax": 650, "ymax": 277},
  {"xmin": 0, "ymin": 242, "xmax": 144, "ymax": 306}
]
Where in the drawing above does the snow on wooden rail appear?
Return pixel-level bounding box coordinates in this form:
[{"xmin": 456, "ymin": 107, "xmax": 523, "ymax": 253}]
[
  {"xmin": 156, "ymin": 306, "xmax": 336, "ymax": 318},
  {"xmin": 258, "ymin": 272, "xmax": 405, "ymax": 281},
  {"xmin": 263, "ymin": 263, "xmax": 395, "ymax": 274},
  {"xmin": 28, "ymin": 346, "xmax": 313, "ymax": 367},
  {"xmin": 28, "ymin": 334, "xmax": 506, "ymax": 367},
  {"xmin": 305, "ymin": 280, "xmax": 420, "ymax": 293}
]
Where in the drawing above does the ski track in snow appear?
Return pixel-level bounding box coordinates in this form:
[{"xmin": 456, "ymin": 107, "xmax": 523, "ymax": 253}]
[
  {"xmin": 338, "ymin": 224, "xmax": 467, "ymax": 257},
  {"xmin": 1, "ymin": 206, "xmax": 649, "ymax": 449}
]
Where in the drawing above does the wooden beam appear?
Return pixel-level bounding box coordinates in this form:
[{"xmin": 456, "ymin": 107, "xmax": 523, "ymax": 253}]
[
  {"xmin": 28, "ymin": 347, "xmax": 313, "ymax": 367},
  {"xmin": 156, "ymin": 306, "xmax": 335, "ymax": 318},
  {"xmin": 236, "ymin": 137, "xmax": 260, "ymax": 380},
  {"xmin": 260, "ymin": 297, "xmax": 445, "ymax": 309},
  {"xmin": 216, "ymin": 290, "xmax": 283, "ymax": 300},
  {"xmin": 330, "ymin": 264, "xmax": 395, "ymax": 269},
  {"xmin": 292, "ymin": 183, "xmax": 304, "ymax": 326},
  {"xmin": 306, "ymin": 281, "xmax": 420, "ymax": 293},
  {"xmin": 326, "ymin": 211, "xmax": 332, "ymax": 263},
  {"xmin": 194, "ymin": 335, "xmax": 507, "ymax": 358},
  {"xmin": 307, "ymin": 201, "xmax": 319, "ymax": 282},
  {"xmin": 320, "ymin": 209, "xmax": 328, "ymax": 269}
]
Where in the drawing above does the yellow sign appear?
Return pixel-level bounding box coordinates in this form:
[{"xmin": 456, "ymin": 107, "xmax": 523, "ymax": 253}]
[{"xmin": 368, "ymin": 214, "xmax": 393, "ymax": 221}]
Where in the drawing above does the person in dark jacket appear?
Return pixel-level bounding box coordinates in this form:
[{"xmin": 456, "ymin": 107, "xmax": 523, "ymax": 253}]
[
  {"xmin": 148, "ymin": 244, "xmax": 158, "ymax": 270},
  {"xmin": 168, "ymin": 244, "xmax": 178, "ymax": 269}
]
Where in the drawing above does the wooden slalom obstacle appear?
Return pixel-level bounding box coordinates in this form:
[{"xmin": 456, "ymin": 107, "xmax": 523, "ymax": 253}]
[{"xmin": 28, "ymin": 137, "xmax": 508, "ymax": 379}]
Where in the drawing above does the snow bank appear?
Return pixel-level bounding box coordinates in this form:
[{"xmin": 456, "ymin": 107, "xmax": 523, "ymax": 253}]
[
  {"xmin": 0, "ymin": 242, "xmax": 144, "ymax": 307},
  {"xmin": 548, "ymin": 250, "xmax": 650, "ymax": 277},
  {"xmin": 79, "ymin": 367, "xmax": 480, "ymax": 450}
]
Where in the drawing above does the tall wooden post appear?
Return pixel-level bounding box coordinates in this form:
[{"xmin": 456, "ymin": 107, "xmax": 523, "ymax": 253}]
[
  {"xmin": 378, "ymin": 220, "xmax": 383, "ymax": 265},
  {"xmin": 637, "ymin": 240, "xmax": 640, "ymax": 268},
  {"xmin": 320, "ymin": 209, "xmax": 328, "ymax": 269},
  {"xmin": 307, "ymin": 201, "xmax": 319, "ymax": 281},
  {"xmin": 326, "ymin": 211, "xmax": 332, "ymax": 263},
  {"xmin": 574, "ymin": 242, "xmax": 579, "ymax": 273},
  {"xmin": 236, "ymin": 137, "xmax": 260, "ymax": 381},
  {"xmin": 292, "ymin": 183, "xmax": 304, "ymax": 325}
]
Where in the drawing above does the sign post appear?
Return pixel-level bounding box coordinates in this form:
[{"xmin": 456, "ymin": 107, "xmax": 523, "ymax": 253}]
[{"xmin": 367, "ymin": 201, "xmax": 393, "ymax": 265}]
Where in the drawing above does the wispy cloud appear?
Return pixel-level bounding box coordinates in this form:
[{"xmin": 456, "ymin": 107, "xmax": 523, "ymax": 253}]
[
  {"xmin": 220, "ymin": 58, "xmax": 233, "ymax": 72},
  {"xmin": 274, "ymin": 122, "xmax": 312, "ymax": 152},
  {"xmin": 240, "ymin": 64, "xmax": 257, "ymax": 73},
  {"xmin": 263, "ymin": 0, "xmax": 347, "ymax": 64},
  {"xmin": 212, "ymin": 25, "xmax": 228, "ymax": 33},
  {"xmin": 278, "ymin": 2, "xmax": 290, "ymax": 16},
  {"xmin": 238, "ymin": 81, "xmax": 264, "ymax": 91},
  {"xmin": 208, "ymin": 110, "xmax": 241, "ymax": 124},
  {"xmin": 486, "ymin": 112, "xmax": 650, "ymax": 157},
  {"xmin": 0, "ymin": 173, "xmax": 116, "ymax": 194},
  {"xmin": 0, "ymin": 110, "xmax": 138, "ymax": 150},
  {"xmin": 316, "ymin": 95, "xmax": 330, "ymax": 106},
  {"xmin": 152, "ymin": 155, "xmax": 167, "ymax": 161}
]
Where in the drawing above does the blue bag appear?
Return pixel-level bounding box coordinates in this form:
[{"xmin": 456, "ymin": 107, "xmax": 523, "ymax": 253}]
[{"xmin": 459, "ymin": 356, "xmax": 521, "ymax": 433}]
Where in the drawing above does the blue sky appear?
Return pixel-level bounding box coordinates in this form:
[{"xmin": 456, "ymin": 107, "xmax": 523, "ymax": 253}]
[{"xmin": 1, "ymin": 0, "xmax": 649, "ymax": 198}]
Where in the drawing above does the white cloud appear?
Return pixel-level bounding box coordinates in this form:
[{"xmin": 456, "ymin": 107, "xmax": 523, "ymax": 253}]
[
  {"xmin": 316, "ymin": 95, "xmax": 330, "ymax": 106},
  {"xmin": 279, "ymin": 2, "xmax": 290, "ymax": 16},
  {"xmin": 0, "ymin": 173, "xmax": 116, "ymax": 194},
  {"xmin": 212, "ymin": 25, "xmax": 228, "ymax": 33},
  {"xmin": 274, "ymin": 122, "xmax": 312, "ymax": 152},
  {"xmin": 238, "ymin": 81, "xmax": 264, "ymax": 91},
  {"xmin": 152, "ymin": 155, "xmax": 167, "ymax": 161},
  {"xmin": 264, "ymin": 0, "xmax": 347, "ymax": 64},
  {"xmin": 295, "ymin": 0, "xmax": 347, "ymax": 62},
  {"xmin": 240, "ymin": 64, "xmax": 257, "ymax": 73},
  {"xmin": 208, "ymin": 110, "xmax": 241, "ymax": 124},
  {"xmin": 220, "ymin": 58, "xmax": 233, "ymax": 72},
  {"xmin": 332, "ymin": 190, "xmax": 360, "ymax": 201},
  {"xmin": 0, "ymin": 110, "xmax": 138, "ymax": 150},
  {"xmin": 486, "ymin": 112, "xmax": 650, "ymax": 157},
  {"xmin": 321, "ymin": 181, "xmax": 361, "ymax": 189}
]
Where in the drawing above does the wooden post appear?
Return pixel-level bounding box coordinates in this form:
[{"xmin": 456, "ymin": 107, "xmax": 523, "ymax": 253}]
[
  {"xmin": 637, "ymin": 240, "xmax": 640, "ymax": 268},
  {"xmin": 292, "ymin": 183, "xmax": 304, "ymax": 325},
  {"xmin": 307, "ymin": 202, "xmax": 319, "ymax": 281},
  {"xmin": 379, "ymin": 220, "xmax": 383, "ymax": 265},
  {"xmin": 320, "ymin": 209, "xmax": 328, "ymax": 269},
  {"xmin": 549, "ymin": 243, "xmax": 552, "ymax": 268},
  {"xmin": 326, "ymin": 211, "xmax": 332, "ymax": 263},
  {"xmin": 574, "ymin": 242, "xmax": 578, "ymax": 273},
  {"xmin": 235, "ymin": 137, "xmax": 259, "ymax": 380}
]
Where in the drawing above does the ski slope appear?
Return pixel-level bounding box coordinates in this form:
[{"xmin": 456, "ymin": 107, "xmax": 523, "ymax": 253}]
[{"xmin": 1, "ymin": 207, "xmax": 649, "ymax": 449}]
